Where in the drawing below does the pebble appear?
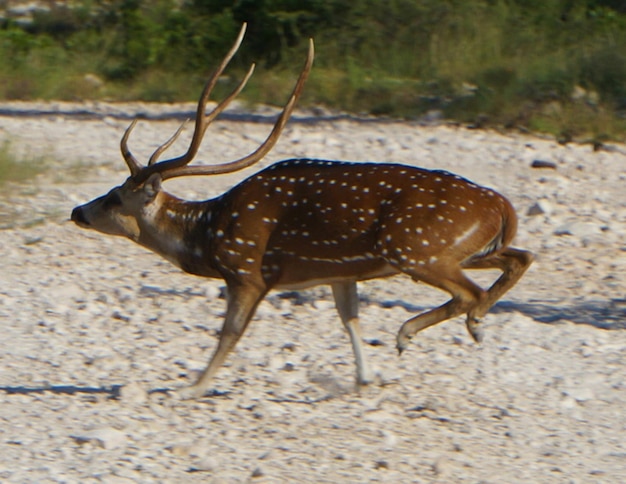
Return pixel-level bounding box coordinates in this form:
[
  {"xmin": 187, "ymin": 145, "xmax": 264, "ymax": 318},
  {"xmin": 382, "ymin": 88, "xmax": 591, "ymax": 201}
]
[
  {"xmin": 119, "ymin": 382, "xmax": 149, "ymax": 405},
  {"xmin": 71, "ymin": 427, "xmax": 127, "ymax": 449},
  {"xmin": 527, "ymin": 199, "xmax": 553, "ymax": 216}
]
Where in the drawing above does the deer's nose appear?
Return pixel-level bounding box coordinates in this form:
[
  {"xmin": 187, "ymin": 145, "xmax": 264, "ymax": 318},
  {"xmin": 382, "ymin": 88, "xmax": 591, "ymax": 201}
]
[{"xmin": 71, "ymin": 207, "xmax": 89, "ymax": 226}]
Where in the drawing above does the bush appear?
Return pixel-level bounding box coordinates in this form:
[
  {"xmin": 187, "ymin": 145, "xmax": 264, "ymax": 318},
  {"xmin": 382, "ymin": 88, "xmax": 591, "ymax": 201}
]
[{"xmin": 1, "ymin": 0, "xmax": 626, "ymax": 140}]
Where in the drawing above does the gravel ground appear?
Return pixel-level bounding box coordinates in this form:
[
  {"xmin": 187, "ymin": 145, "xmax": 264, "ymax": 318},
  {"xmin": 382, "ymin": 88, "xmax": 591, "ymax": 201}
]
[{"xmin": 0, "ymin": 102, "xmax": 624, "ymax": 483}]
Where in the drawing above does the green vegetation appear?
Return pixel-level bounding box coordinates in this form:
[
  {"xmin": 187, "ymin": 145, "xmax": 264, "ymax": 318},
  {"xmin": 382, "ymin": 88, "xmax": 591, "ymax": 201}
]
[
  {"xmin": 0, "ymin": 141, "xmax": 47, "ymax": 186},
  {"xmin": 1, "ymin": 0, "xmax": 626, "ymax": 141}
]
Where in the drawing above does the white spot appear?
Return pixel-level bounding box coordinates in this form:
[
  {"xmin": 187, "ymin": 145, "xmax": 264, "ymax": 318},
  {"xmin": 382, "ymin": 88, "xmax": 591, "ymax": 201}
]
[{"xmin": 454, "ymin": 222, "xmax": 480, "ymax": 246}]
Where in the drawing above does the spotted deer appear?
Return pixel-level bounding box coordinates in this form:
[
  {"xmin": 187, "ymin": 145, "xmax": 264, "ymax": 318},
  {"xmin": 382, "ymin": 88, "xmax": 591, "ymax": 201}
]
[{"xmin": 71, "ymin": 24, "xmax": 533, "ymax": 399}]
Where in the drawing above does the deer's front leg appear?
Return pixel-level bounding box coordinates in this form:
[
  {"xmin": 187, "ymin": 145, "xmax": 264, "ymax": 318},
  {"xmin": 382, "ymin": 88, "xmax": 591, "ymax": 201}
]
[
  {"xmin": 174, "ymin": 282, "xmax": 266, "ymax": 400},
  {"xmin": 331, "ymin": 281, "xmax": 375, "ymax": 385}
]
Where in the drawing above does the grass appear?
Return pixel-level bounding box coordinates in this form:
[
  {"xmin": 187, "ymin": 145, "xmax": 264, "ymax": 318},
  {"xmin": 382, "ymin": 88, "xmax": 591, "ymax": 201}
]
[
  {"xmin": 0, "ymin": 141, "xmax": 47, "ymax": 186},
  {"xmin": 0, "ymin": 141, "xmax": 61, "ymax": 230}
]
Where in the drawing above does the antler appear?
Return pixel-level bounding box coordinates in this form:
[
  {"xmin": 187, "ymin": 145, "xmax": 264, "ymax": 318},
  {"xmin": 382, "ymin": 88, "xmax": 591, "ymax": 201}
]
[
  {"xmin": 160, "ymin": 38, "xmax": 314, "ymax": 180},
  {"xmin": 121, "ymin": 23, "xmax": 314, "ymax": 183}
]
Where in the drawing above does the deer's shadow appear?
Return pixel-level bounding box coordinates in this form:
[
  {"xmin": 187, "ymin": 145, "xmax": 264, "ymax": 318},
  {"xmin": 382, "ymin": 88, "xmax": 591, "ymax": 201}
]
[
  {"xmin": 376, "ymin": 297, "xmax": 626, "ymax": 330},
  {"xmin": 276, "ymin": 290, "xmax": 626, "ymax": 331}
]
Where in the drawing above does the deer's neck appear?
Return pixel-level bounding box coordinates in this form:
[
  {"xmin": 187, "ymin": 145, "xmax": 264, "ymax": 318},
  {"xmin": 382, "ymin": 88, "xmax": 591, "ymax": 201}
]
[{"xmin": 137, "ymin": 192, "xmax": 218, "ymax": 276}]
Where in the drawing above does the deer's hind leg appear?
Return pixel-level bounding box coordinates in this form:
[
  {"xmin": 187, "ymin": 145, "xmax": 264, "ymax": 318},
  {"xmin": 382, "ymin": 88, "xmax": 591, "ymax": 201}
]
[
  {"xmin": 395, "ymin": 262, "xmax": 487, "ymax": 354},
  {"xmin": 461, "ymin": 247, "xmax": 533, "ymax": 338},
  {"xmin": 332, "ymin": 281, "xmax": 375, "ymax": 385}
]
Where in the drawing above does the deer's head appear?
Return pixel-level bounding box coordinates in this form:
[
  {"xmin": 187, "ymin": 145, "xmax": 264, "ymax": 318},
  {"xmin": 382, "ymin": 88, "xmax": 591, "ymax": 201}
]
[
  {"xmin": 71, "ymin": 174, "xmax": 165, "ymax": 239},
  {"xmin": 71, "ymin": 23, "xmax": 313, "ymax": 242}
]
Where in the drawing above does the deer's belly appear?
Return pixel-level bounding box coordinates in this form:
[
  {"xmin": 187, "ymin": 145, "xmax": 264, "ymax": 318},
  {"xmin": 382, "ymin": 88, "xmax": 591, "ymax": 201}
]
[{"xmin": 274, "ymin": 259, "xmax": 398, "ymax": 290}]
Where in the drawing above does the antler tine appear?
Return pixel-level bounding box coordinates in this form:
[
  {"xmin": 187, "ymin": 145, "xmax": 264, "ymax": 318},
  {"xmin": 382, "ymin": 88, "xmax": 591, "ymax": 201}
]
[
  {"xmin": 161, "ymin": 38, "xmax": 315, "ymax": 180},
  {"xmin": 148, "ymin": 120, "xmax": 189, "ymax": 166},
  {"xmin": 132, "ymin": 23, "xmax": 250, "ymax": 183},
  {"xmin": 120, "ymin": 119, "xmax": 142, "ymax": 176}
]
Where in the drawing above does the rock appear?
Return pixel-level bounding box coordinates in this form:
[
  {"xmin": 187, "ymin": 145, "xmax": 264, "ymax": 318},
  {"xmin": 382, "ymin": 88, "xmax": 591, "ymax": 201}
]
[
  {"xmin": 83, "ymin": 73, "xmax": 104, "ymax": 89},
  {"xmin": 189, "ymin": 456, "xmax": 219, "ymax": 473},
  {"xmin": 119, "ymin": 382, "xmax": 149, "ymax": 405},
  {"xmin": 527, "ymin": 199, "xmax": 553, "ymax": 216},
  {"xmin": 554, "ymin": 221, "xmax": 601, "ymax": 237},
  {"xmin": 565, "ymin": 386, "xmax": 595, "ymax": 403},
  {"xmin": 531, "ymin": 159, "xmax": 557, "ymax": 169},
  {"xmin": 71, "ymin": 428, "xmax": 127, "ymax": 449}
]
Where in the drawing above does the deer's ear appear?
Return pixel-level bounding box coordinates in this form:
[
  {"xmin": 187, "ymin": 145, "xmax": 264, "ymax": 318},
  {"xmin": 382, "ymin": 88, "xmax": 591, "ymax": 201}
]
[{"xmin": 143, "ymin": 173, "xmax": 162, "ymax": 200}]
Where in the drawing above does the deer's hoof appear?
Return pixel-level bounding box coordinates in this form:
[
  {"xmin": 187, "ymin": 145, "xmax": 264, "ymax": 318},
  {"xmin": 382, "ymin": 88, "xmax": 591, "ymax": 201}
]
[
  {"xmin": 396, "ymin": 333, "xmax": 412, "ymax": 356},
  {"xmin": 466, "ymin": 318, "xmax": 484, "ymax": 343},
  {"xmin": 171, "ymin": 384, "xmax": 208, "ymax": 401},
  {"xmin": 356, "ymin": 368, "xmax": 377, "ymax": 387}
]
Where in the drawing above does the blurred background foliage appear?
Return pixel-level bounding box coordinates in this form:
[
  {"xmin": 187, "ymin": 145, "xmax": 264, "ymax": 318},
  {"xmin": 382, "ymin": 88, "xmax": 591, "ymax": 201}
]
[{"xmin": 1, "ymin": 0, "xmax": 625, "ymax": 141}]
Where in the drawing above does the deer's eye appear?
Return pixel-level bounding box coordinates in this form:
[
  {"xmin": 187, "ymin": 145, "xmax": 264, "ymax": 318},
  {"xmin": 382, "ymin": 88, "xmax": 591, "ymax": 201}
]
[{"xmin": 102, "ymin": 192, "xmax": 122, "ymax": 209}]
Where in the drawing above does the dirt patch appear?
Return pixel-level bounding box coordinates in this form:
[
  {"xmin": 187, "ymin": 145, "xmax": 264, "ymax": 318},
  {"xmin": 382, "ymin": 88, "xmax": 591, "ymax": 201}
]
[{"xmin": 0, "ymin": 103, "xmax": 624, "ymax": 482}]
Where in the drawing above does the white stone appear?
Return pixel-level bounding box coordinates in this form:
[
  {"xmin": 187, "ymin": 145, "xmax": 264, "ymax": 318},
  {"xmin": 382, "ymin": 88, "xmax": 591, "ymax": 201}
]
[{"xmin": 71, "ymin": 428, "xmax": 127, "ymax": 450}]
